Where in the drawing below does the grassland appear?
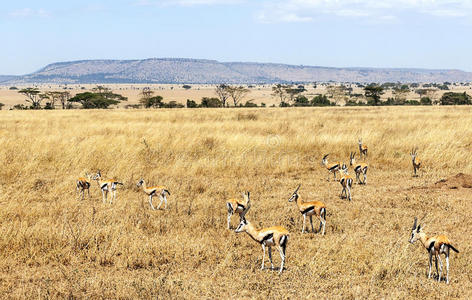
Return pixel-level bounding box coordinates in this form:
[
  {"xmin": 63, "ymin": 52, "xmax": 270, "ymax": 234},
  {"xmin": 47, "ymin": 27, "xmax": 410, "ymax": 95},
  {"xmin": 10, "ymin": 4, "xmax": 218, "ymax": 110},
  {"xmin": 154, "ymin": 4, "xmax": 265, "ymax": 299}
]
[{"xmin": 0, "ymin": 106, "xmax": 471, "ymax": 299}]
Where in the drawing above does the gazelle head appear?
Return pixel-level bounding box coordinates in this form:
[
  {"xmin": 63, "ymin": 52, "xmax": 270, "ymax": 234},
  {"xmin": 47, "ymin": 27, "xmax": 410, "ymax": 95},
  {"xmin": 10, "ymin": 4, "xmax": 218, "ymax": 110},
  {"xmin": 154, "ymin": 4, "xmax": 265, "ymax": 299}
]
[
  {"xmin": 321, "ymin": 154, "xmax": 329, "ymax": 166},
  {"xmin": 341, "ymin": 163, "xmax": 348, "ymax": 174},
  {"xmin": 409, "ymin": 217, "xmax": 422, "ymax": 244},
  {"xmin": 288, "ymin": 184, "xmax": 301, "ymax": 202},
  {"xmin": 137, "ymin": 179, "xmax": 145, "ymax": 187},
  {"xmin": 235, "ymin": 217, "xmax": 249, "ymax": 233},
  {"xmin": 358, "ymin": 138, "xmax": 363, "ymax": 146},
  {"xmin": 410, "ymin": 148, "xmax": 418, "ymax": 161},
  {"xmin": 349, "ymin": 152, "xmax": 356, "ymax": 166},
  {"xmin": 92, "ymin": 170, "xmax": 102, "ymax": 180}
]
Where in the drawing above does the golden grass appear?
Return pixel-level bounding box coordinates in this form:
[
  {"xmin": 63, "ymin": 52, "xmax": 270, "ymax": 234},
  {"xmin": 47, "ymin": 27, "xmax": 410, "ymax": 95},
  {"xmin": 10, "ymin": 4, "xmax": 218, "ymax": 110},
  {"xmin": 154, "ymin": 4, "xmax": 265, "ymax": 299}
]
[{"xmin": 0, "ymin": 106, "xmax": 472, "ymax": 298}]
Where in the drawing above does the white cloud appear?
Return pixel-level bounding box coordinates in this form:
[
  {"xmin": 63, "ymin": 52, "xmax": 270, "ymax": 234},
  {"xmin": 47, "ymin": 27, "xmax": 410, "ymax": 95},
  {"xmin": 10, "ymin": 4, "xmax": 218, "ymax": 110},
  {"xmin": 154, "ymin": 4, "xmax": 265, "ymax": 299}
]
[
  {"xmin": 257, "ymin": 0, "xmax": 472, "ymax": 23},
  {"xmin": 9, "ymin": 8, "xmax": 51, "ymax": 18}
]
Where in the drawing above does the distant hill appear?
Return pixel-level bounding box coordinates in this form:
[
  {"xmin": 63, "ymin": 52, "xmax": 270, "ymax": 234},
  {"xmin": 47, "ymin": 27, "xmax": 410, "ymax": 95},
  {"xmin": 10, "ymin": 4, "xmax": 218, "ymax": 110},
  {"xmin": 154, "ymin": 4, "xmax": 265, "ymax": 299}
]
[
  {"xmin": 0, "ymin": 75, "xmax": 18, "ymax": 83},
  {"xmin": 3, "ymin": 58, "xmax": 472, "ymax": 84}
]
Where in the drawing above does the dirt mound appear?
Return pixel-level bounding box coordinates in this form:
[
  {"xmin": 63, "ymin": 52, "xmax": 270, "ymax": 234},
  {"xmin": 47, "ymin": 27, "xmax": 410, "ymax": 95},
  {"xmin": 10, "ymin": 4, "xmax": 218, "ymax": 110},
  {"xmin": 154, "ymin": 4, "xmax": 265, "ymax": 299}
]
[{"xmin": 433, "ymin": 173, "xmax": 472, "ymax": 189}]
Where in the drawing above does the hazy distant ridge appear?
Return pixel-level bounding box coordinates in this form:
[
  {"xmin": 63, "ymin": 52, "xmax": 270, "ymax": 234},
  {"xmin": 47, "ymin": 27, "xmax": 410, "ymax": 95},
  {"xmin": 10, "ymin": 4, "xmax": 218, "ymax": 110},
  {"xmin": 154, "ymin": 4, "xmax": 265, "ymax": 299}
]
[{"xmin": 5, "ymin": 58, "xmax": 472, "ymax": 84}]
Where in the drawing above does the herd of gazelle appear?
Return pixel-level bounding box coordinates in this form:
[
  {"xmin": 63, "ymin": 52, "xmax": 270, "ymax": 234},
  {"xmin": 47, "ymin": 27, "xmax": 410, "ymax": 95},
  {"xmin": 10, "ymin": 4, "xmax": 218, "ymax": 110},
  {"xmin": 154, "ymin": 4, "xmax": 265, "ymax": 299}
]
[{"xmin": 75, "ymin": 140, "xmax": 457, "ymax": 283}]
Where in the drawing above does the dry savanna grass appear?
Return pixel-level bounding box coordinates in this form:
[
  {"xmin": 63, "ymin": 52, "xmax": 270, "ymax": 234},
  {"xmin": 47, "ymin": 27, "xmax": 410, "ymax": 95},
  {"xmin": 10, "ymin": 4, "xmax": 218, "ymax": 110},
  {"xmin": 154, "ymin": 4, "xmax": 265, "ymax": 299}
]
[{"xmin": 0, "ymin": 106, "xmax": 472, "ymax": 298}]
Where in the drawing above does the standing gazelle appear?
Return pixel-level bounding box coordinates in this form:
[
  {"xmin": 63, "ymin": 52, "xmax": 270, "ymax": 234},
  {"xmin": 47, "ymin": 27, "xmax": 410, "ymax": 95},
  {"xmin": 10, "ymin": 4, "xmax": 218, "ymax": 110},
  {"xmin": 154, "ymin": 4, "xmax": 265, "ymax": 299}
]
[
  {"xmin": 92, "ymin": 170, "xmax": 123, "ymax": 204},
  {"xmin": 339, "ymin": 165, "xmax": 353, "ymax": 201},
  {"xmin": 235, "ymin": 217, "xmax": 289, "ymax": 274},
  {"xmin": 226, "ymin": 191, "xmax": 251, "ymax": 229},
  {"xmin": 76, "ymin": 173, "xmax": 92, "ymax": 200},
  {"xmin": 288, "ymin": 185, "xmax": 327, "ymax": 234},
  {"xmin": 358, "ymin": 139, "xmax": 368, "ymax": 159},
  {"xmin": 137, "ymin": 179, "xmax": 171, "ymax": 210},
  {"xmin": 410, "ymin": 148, "xmax": 421, "ymax": 177},
  {"xmin": 349, "ymin": 152, "xmax": 368, "ymax": 184},
  {"xmin": 321, "ymin": 154, "xmax": 341, "ymax": 181},
  {"xmin": 409, "ymin": 217, "xmax": 459, "ymax": 284}
]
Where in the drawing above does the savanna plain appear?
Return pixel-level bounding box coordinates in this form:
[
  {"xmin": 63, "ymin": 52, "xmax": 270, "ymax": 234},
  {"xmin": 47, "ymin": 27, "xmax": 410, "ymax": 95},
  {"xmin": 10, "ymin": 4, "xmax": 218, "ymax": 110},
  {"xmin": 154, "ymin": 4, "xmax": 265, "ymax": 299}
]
[{"xmin": 0, "ymin": 106, "xmax": 472, "ymax": 299}]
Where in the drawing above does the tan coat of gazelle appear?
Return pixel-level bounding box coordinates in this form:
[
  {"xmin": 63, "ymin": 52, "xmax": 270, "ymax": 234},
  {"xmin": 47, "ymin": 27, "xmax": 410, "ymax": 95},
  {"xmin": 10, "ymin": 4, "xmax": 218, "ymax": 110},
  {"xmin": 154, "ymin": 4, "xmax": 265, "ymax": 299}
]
[
  {"xmin": 235, "ymin": 217, "xmax": 289, "ymax": 274},
  {"xmin": 358, "ymin": 138, "xmax": 368, "ymax": 159},
  {"xmin": 409, "ymin": 217, "xmax": 459, "ymax": 284},
  {"xmin": 288, "ymin": 185, "xmax": 327, "ymax": 234},
  {"xmin": 92, "ymin": 170, "xmax": 123, "ymax": 204},
  {"xmin": 339, "ymin": 165, "xmax": 353, "ymax": 201},
  {"xmin": 226, "ymin": 191, "xmax": 251, "ymax": 229},
  {"xmin": 137, "ymin": 179, "xmax": 171, "ymax": 210},
  {"xmin": 76, "ymin": 173, "xmax": 92, "ymax": 200}
]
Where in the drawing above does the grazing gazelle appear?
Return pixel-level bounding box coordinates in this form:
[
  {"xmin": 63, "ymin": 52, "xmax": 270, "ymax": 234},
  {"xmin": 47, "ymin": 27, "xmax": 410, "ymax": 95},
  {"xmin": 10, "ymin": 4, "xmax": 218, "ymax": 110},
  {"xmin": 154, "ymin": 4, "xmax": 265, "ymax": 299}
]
[
  {"xmin": 410, "ymin": 148, "xmax": 422, "ymax": 177},
  {"xmin": 76, "ymin": 172, "xmax": 92, "ymax": 200},
  {"xmin": 92, "ymin": 170, "xmax": 123, "ymax": 204},
  {"xmin": 137, "ymin": 179, "xmax": 171, "ymax": 210},
  {"xmin": 358, "ymin": 139, "xmax": 368, "ymax": 159},
  {"xmin": 235, "ymin": 217, "xmax": 289, "ymax": 274},
  {"xmin": 409, "ymin": 217, "xmax": 459, "ymax": 284},
  {"xmin": 321, "ymin": 154, "xmax": 341, "ymax": 181},
  {"xmin": 339, "ymin": 165, "xmax": 353, "ymax": 201},
  {"xmin": 226, "ymin": 191, "xmax": 251, "ymax": 229},
  {"xmin": 349, "ymin": 152, "xmax": 368, "ymax": 184},
  {"xmin": 288, "ymin": 185, "xmax": 327, "ymax": 235}
]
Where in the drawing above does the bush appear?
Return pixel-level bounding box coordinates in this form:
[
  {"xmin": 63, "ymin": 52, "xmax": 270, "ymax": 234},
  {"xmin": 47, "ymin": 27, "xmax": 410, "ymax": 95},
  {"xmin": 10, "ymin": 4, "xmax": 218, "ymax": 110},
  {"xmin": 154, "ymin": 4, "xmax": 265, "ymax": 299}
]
[
  {"xmin": 311, "ymin": 95, "xmax": 335, "ymax": 106},
  {"xmin": 420, "ymin": 97, "xmax": 432, "ymax": 105},
  {"xmin": 12, "ymin": 104, "xmax": 28, "ymax": 110},
  {"xmin": 279, "ymin": 101, "xmax": 291, "ymax": 107},
  {"xmin": 244, "ymin": 101, "xmax": 258, "ymax": 107},
  {"xmin": 440, "ymin": 92, "xmax": 471, "ymax": 105},
  {"xmin": 294, "ymin": 95, "xmax": 310, "ymax": 106},
  {"xmin": 164, "ymin": 101, "xmax": 184, "ymax": 108},
  {"xmin": 9, "ymin": 86, "xmax": 18, "ymax": 90},
  {"xmin": 200, "ymin": 97, "xmax": 222, "ymax": 108},
  {"xmin": 141, "ymin": 96, "xmax": 163, "ymax": 108},
  {"xmin": 182, "ymin": 85, "xmax": 192, "ymax": 90},
  {"xmin": 186, "ymin": 99, "xmax": 198, "ymax": 108},
  {"xmin": 0, "ymin": 102, "xmax": 4, "ymax": 110}
]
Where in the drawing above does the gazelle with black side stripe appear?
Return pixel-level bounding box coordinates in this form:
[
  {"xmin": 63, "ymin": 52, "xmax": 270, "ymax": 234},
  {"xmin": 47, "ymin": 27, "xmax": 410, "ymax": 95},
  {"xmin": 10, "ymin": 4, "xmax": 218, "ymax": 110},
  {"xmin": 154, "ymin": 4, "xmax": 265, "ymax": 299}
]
[
  {"xmin": 92, "ymin": 170, "xmax": 124, "ymax": 204},
  {"xmin": 410, "ymin": 148, "xmax": 421, "ymax": 177},
  {"xmin": 235, "ymin": 217, "xmax": 289, "ymax": 274},
  {"xmin": 288, "ymin": 185, "xmax": 327, "ymax": 235},
  {"xmin": 349, "ymin": 152, "xmax": 368, "ymax": 184},
  {"xmin": 137, "ymin": 179, "xmax": 171, "ymax": 210},
  {"xmin": 226, "ymin": 191, "xmax": 251, "ymax": 229},
  {"xmin": 358, "ymin": 138, "xmax": 368, "ymax": 159},
  {"xmin": 409, "ymin": 217, "xmax": 459, "ymax": 284},
  {"xmin": 76, "ymin": 172, "xmax": 92, "ymax": 200},
  {"xmin": 339, "ymin": 164, "xmax": 353, "ymax": 201},
  {"xmin": 321, "ymin": 154, "xmax": 341, "ymax": 181}
]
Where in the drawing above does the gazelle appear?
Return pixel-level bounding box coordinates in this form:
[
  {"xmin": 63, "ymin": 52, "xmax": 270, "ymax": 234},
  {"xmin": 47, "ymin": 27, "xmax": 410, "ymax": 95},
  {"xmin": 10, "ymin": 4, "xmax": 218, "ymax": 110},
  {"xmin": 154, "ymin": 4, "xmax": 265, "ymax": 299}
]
[
  {"xmin": 92, "ymin": 170, "xmax": 123, "ymax": 204},
  {"xmin": 409, "ymin": 217, "xmax": 459, "ymax": 284},
  {"xmin": 321, "ymin": 154, "xmax": 341, "ymax": 181},
  {"xmin": 358, "ymin": 138, "xmax": 368, "ymax": 159},
  {"xmin": 226, "ymin": 191, "xmax": 251, "ymax": 229},
  {"xmin": 235, "ymin": 217, "xmax": 289, "ymax": 274},
  {"xmin": 349, "ymin": 152, "xmax": 368, "ymax": 184},
  {"xmin": 137, "ymin": 179, "xmax": 171, "ymax": 210},
  {"xmin": 76, "ymin": 172, "xmax": 92, "ymax": 200},
  {"xmin": 288, "ymin": 185, "xmax": 327, "ymax": 234},
  {"xmin": 410, "ymin": 148, "xmax": 421, "ymax": 177},
  {"xmin": 339, "ymin": 165, "xmax": 353, "ymax": 201}
]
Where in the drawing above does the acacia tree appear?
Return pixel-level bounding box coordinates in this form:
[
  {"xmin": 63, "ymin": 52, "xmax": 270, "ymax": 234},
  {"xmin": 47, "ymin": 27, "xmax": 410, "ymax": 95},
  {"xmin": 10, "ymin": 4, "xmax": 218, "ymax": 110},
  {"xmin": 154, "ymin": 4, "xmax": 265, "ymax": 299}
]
[
  {"xmin": 364, "ymin": 84, "xmax": 384, "ymax": 106},
  {"xmin": 272, "ymin": 84, "xmax": 289, "ymax": 105},
  {"xmin": 46, "ymin": 91, "xmax": 70, "ymax": 109},
  {"xmin": 392, "ymin": 84, "xmax": 410, "ymax": 104},
  {"xmin": 227, "ymin": 86, "xmax": 249, "ymax": 106},
  {"xmin": 215, "ymin": 84, "xmax": 230, "ymax": 107},
  {"xmin": 18, "ymin": 88, "xmax": 48, "ymax": 109}
]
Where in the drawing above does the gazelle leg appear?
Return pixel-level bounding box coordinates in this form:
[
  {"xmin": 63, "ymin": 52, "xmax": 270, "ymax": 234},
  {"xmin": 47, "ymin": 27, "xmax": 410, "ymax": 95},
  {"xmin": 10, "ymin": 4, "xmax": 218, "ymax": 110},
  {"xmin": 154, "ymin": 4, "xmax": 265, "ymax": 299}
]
[
  {"xmin": 322, "ymin": 219, "xmax": 326, "ymax": 235},
  {"xmin": 310, "ymin": 215, "xmax": 314, "ymax": 232},
  {"xmin": 437, "ymin": 255, "xmax": 443, "ymax": 282},
  {"xmin": 318, "ymin": 217, "xmax": 322, "ymax": 233},
  {"xmin": 149, "ymin": 195, "xmax": 156, "ymax": 210},
  {"xmin": 348, "ymin": 186, "xmax": 351, "ymax": 201},
  {"xmin": 164, "ymin": 195, "xmax": 167, "ymax": 209},
  {"xmin": 302, "ymin": 214, "xmax": 306, "ymax": 233},
  {"xmin": 278, "ymin": 246, "xmax": 285, "ymax": 274},
  {"xmin": 261, "ymin": 244, "xmax": 266, "ymax": 270},
  {"xmin": 227, "ymin": 212, "xmax": 231, "ymax": 229},
  {"xmin": 102, "ymin": 190, "xmax": 106, "ymax": 203},
  {"xmin": 434, "ymin": 254, "xmax": 439, "ymax": 279},
  {"xmin": 111, "ymin": 190, "xmax": 116, "ymax": 204},
  {"xmin": 156, "ymin": 196, "xmax": 164, "ymax": 210},
  {"xmin": 87, "ymin": 188, "xmax": 90, "ymax": 198},
  {"xmin": 446, "ymin": 255, "xmax": 450, "ymax": 284},
  {"xmin": 428, "ymin": 251, "xmax": 432, "ymax": 278},
  {"xmin": 268, "ymin": 246, "xmax": 274, "ymax": 269},
  {"xmin": 363, "ymin": 173, "xmax": 367, "ymax": 184}
]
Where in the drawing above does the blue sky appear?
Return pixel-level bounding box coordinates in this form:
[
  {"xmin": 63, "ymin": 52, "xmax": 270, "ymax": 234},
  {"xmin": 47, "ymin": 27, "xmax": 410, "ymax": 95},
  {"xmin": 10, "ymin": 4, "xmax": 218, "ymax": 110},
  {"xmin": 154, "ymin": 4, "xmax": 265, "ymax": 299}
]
[{"xmin": 1, "ymin": 0, "xmax": 472, "ymax": 75}]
